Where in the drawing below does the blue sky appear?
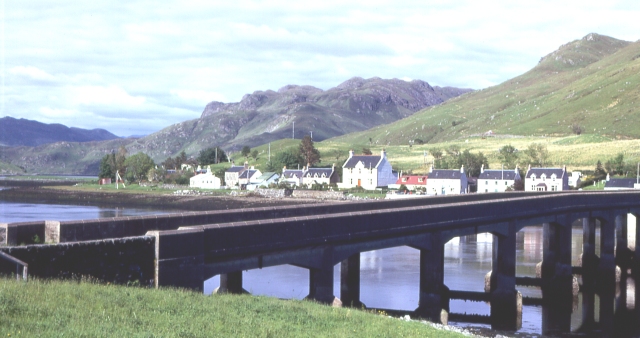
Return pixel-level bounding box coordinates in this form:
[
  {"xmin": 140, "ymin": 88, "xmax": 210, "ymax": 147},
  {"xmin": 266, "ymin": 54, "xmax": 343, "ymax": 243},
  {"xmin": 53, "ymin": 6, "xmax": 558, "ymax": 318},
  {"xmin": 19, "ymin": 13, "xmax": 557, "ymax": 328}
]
[{"xmin": 2, "ymin": 0, "xmax": 639, "ymax": 136}]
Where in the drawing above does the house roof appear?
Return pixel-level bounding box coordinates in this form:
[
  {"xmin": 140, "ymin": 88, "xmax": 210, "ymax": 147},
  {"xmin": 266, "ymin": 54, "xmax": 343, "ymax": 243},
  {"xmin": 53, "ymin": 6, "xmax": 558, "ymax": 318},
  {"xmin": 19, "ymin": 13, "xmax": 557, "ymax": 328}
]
[
  {"xmin": 282, "ymin": 169, "xmax": 303, "ymax": 179},
  {"xmin": 239, "ymin": 169, "xmax": 258, "ymax": 179},
  {"xmin": 226, "ymin": 165, "xmax": 246, "ymax": 173},
  {"xmin": 478, "ymin": 170, "xmax": 520, "ymax": 180},
  {"xmin": 605, "ymin": 178, "xmax": 639, "ymax": 189},
  {"xmin": 256, "ymin": 172, "xmax": 278, "ymax": 181},
  {"xmin": 305, "ymin": 168, "xmax": 333, "ymax": 177},
  {"xmin": 395, "ymin": 175, "xmax": 427, "ymax": 185},
  {"xmin": 343, "ymin": 155, "xmax": 382, "ymax": 169},
  {"xmin": 526, "ymin": 168, "xmax": 565, "ymax": 178},
  {"xmin": 429, "ymin": 170, "xmax": 465, "ymax": 179}
]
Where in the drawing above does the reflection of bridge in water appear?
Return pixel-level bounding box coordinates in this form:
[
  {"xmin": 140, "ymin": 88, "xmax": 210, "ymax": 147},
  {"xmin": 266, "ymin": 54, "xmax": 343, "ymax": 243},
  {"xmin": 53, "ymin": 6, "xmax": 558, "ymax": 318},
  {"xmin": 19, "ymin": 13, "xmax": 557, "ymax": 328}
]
[{"xmin": 2, "ymin": 191, "xmax": 640, "ymax": 336}]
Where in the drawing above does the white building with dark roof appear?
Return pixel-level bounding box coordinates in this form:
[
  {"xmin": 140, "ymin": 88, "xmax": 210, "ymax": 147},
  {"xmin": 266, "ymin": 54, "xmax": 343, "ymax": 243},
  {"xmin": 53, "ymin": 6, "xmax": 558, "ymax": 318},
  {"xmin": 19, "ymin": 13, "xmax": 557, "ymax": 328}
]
[
  {"xmin": 225, "ymin": 162, "xmax": 249, "ymax": 188},
  {"xmin": 302, "ymin": 164, "xmax": 338, "ymax": 188},
  {"xmin": 525, "ymin": 165, "xmax": 569, "ymax": 192},
  {"xmin": 477, "ymin": 165, "xmax": 522, "ymax": 193},
  {"xmin": 604, "ymin": 174, "xmax": 640, "ymax": 190},
  {"xmin": 337, "ymin": 149, "xmax": 396, "ymax": 190},
  {"xmin": 281, "ymin": 167, "xmax": 304, "ymax": 186},
  {"xmin": 425, "ymin": 165, "xmax": 468, "ymax": 195}
]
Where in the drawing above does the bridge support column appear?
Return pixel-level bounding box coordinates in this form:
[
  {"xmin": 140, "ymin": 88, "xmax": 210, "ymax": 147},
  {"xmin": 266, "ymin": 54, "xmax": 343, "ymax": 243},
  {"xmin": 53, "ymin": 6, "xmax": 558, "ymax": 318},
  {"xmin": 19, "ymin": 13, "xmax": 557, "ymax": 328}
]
[
  {"xmin": 340, "ymin": 253, "xmax": 364, "ymax": 308},
  {"xmin": 541, "ymin": 220, "xmax": 573, "ymax": 335},
  {"xmin": 580, "ymin": 217, "xmax": 598, "ymax": 331},
  {"xmin": 598, "ymin": 216, "xmax": 617, "ymax": 336},
  {"xmin": 490, "ymin": 221, "xmax": 521, "ymax": 331},
  {"xmin": 217, "ymin": 271, "xmax": 244, "ymax": 294},
  {"xmin": 307, "ymin": 247, "xmax": 338, "ymax": 305},
  {"xmin": 415, "ymin": 233, "xmax": 449, "ymax": 325},
  {"xmin": 616, "ymin": 213, "xmax": 632, "ymax": 270}
]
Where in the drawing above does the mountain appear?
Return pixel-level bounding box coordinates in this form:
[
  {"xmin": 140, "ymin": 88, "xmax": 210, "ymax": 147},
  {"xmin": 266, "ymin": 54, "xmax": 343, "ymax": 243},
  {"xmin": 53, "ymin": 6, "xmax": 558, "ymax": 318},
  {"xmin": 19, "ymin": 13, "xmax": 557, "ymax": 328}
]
[
  {"xmin": 0, "ymin": 78, "xmax": 470, "ymax": 174},
  {"xmin": 0, "ymin": 117, "xmax": 120, "ymax": 147},
  {"xmin": 334, "ymin": 33, "xmax": 639, "ymax": 145},
  {"xmin": 135, "ymin": 77, "xmax": 471, "ymax": 159}
]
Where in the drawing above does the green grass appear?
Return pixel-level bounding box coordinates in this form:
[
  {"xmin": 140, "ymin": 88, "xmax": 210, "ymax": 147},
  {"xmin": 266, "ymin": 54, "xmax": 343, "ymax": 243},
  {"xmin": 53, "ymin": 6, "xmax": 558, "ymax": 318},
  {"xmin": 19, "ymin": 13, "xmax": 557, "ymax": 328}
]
[{"xmin": 0, "ymin": 277, "xmax": 463, "ymax": 337}]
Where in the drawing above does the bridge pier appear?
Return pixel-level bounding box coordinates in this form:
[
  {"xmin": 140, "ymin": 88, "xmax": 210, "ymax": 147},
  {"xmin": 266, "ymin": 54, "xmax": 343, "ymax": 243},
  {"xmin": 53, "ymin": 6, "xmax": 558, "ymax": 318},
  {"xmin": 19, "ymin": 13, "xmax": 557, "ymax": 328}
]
[
  {"xmin": 598, "ymin": 215, "xmax": 617, "ymax": 335},
  {"xmin": 216, "ymin": 271, "xmax": 244, "ymax": 294},
  {"xmin": 340, "ymin": 253, "xmax": 364, "ymax": 308},
  {"xmin": 541, "ymin": 220, "xmax": 573, "ymax": 335},
  {"xmin": 580, "ymin": 217, "xmax": 598, "ymax": 330},
  {"xmin": 616, "ymin": 214, "xmax": 632, "ymax": 270},
  {"xmin": 415, "ymin": 233, "xmax": 449, "ymax": 325},
  {"xmin": 306, "ymin": 247, "xmax": 339, "ymax": 305},
  {"xmin": 490, "ymin": 221, "xmax": 521, "ymax": 331}
]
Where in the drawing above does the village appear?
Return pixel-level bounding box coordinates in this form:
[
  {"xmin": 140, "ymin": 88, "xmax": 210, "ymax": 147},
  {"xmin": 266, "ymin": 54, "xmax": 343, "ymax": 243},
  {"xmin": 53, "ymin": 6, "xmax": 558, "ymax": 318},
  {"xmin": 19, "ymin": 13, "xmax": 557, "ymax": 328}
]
[{"xmin": 187, "ymin": 147, "xmax": 640, "ymax": 197}]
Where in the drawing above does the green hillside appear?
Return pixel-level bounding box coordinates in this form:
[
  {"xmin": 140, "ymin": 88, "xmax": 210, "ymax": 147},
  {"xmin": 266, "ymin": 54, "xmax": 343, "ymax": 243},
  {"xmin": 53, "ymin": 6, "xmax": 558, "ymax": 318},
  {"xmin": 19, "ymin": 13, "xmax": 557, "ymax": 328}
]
[{"xmin": 334, "ymin": 33, "xmax": 640, "ymax": 146}]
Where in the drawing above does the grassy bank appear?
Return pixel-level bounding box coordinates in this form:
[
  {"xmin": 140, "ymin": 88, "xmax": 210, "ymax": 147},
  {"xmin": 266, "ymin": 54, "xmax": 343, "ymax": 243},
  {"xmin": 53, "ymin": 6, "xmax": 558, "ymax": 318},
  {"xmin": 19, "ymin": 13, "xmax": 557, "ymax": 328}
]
[{"xmin": 0, "ymin": 278, "xmax": 464, "ymax": 337}]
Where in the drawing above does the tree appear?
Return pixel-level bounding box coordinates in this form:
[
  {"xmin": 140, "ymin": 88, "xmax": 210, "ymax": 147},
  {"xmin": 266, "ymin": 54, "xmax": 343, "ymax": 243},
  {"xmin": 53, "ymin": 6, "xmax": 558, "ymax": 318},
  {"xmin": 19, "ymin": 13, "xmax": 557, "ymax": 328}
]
[
  {"xmin": 594, "ymin": 160, "xmax": 607, "ymax": 181},
  {"xmin": 446, "ymin": 145, "xmax": 461, "ymax": 157},
  {"xmin": 162, "ymin": 156, "xmax": 176, "ymax": 170},
  {"xmin": 299, "ymin": 135, "xmax": 320, "ymax": 166},
  {"xmin": 498, "ymin": 144, "xmax": 519, "ymax": 169},
  {"xmin": 98, "ymin": 153, "xmax": 116, "ymax": 179},
  {"xmin": 362, "ymin": 148, "xmax": 372, "ymax": 155},
  {"xmin": 115, "ymin": 146, "xmax": 128, "ymax": 174},
  {"xmin": 177, "ymin": 151, "xmax": 188, "ymax": 166},
  {"xmin": 571, "ymin": 123, "xmax": 583, "ymax": 135},
  {"xmin": 449, "ymin": 149, "xmax": 488, "ymax": 177},
  {"xmin": 124, "ymin": 152, "xmax": 155, "ymax": 184},
  {"xmin": 523, "ymin": 143, "xmax": 549, "ymax": 167},
  {"xmin": 430, "ymin": 148, "xmax": 443, "ymax": 160},
  {"xmin": 267, "ymin": 149, "xmax": 304, "ymax": 173},
  {"xmin": 241, "ymin": 146, "xmax": 251, "ymax": 158},
  {"xmin": 251, "ymin": 150, "xmax": 259, "ymax": 161},
  {"xmin": 198, "ymin": 147, "xmax": 227, "ymax": 165}
]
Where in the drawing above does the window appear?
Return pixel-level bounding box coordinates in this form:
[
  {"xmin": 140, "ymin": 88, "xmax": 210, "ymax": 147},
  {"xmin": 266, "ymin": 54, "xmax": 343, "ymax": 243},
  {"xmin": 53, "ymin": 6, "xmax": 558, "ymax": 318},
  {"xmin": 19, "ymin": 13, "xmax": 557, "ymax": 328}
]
[
  {"xmin": 485, "ymin": 180, "xmax": 488, "ymax": 185},
  {"xmin": 418, "ymin": 178, "xmax": 423, "ymax": 182},
  {"xmin": 532, "ymin": 176, "xmax": 535, "ymax": 181},
  {"xmin": 505, "ymin": 181, "xmax": 508, "ymax": 185},
  {"xmin": 485, "ymin": 189, "xmax": 488, "ymax": 192},
  {"xmin": 402, "ymin": 177, "xmax": 407, "ymax": 182},
  {"xmin": 495, "ymin": 181, "xmax": 498, "ymax": 185}
]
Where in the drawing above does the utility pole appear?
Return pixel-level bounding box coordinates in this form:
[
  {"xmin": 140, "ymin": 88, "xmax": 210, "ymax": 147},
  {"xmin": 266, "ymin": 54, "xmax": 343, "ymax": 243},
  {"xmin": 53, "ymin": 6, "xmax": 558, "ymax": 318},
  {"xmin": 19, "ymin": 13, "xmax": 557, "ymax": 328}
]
[
  {"xmin": 310, "ymin": 131, "xmax": 312, "ymax": 139},
  {"xmin": 268, "ymin": 143, "xmax": 271, "ymax": 162},
  {"xmin": 292, "ymin": 121, "xmax": 295, "ymax": 139},
  {"xmin": 215, "ymin": 147, "xmax": 217, "ymax": 164}
]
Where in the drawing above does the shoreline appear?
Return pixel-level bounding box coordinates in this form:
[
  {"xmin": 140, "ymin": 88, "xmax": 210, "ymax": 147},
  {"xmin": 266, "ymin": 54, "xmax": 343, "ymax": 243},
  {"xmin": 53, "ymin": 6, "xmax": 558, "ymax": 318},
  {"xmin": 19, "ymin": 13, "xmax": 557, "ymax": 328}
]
[{"xmin": 0, "ymin": 186, "xmax": 329, "ymax": 211}]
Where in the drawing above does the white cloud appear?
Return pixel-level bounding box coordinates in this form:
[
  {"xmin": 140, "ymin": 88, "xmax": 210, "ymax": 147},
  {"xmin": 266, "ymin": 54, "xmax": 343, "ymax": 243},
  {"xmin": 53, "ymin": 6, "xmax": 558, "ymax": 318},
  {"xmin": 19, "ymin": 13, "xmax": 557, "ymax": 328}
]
[{"xmin": 3, "ymin": 0, "xmax": 640, "ymax": 136}]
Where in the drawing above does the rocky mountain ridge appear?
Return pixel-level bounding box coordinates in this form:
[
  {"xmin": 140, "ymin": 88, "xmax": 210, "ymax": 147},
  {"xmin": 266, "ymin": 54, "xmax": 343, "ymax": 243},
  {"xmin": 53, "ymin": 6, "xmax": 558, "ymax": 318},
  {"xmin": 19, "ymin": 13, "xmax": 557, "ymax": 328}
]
[{"xmin": 0, "ymin": 117, "xmax": 120, "ymax": 147}]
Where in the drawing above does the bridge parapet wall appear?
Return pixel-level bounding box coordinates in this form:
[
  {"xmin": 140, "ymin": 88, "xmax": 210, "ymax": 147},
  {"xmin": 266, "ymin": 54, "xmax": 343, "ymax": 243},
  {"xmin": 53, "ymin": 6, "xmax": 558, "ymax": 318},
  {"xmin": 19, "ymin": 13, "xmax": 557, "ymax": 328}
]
[{"xmin": 0, "ymin": 236, "xmax": 155, "ymax": 285}]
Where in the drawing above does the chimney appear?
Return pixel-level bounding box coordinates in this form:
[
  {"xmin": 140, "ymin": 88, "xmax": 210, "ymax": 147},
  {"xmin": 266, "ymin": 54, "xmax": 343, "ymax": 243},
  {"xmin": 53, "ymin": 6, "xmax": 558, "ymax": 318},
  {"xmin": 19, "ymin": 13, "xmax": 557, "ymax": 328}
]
[
  {"xmin": 244, "ymin": 161, "xmax": 248, "ymax": 169},
  {"xmin": 349, "ymin": 149, "xmax": 354, "ymax": 158},
  {"xmin": 528, "ymin": 164, "xmax": 531, "ymax": 172},
  {"xmin": 429, "ymin": 164, "xmax": 434, "ymax": 173},
  {"xmin": 283, "ymin": 166, "xmax": 287, "ymax": 171},
  {"xmin": 460, "ymin": 165, "xmax": 464, "ymax": 173},
  {"xmin": 563, "ymin": 165, "xmax": 566, "ymax": 173},
  {"xmin": 480, "ymin": 164, "xmax": 484, "ymax": 174},
  {"xmin": 307, "ymin": 162, "xmax": 311, "ymax": 170},
  {"xmin": 606, "ymin": 173, "xmax": 610, "ymax": 181},
  {"xmin": 381, "ymin": 149, "xmax": 386, "ymax": 158},
  {"xmin": 515, "ymin": 165, "xmax": 519, "ymax": 173}
]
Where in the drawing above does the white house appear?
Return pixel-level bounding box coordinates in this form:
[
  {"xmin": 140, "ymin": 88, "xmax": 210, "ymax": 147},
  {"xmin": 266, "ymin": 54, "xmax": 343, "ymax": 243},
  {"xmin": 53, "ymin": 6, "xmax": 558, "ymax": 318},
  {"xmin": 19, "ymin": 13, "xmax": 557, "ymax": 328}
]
[
  {"xmin": 568, "ymin": 171, "xmax": 582, "ymax": 188},
  {"xmin": 238, "ymin": 168, "xmax": 262, "ymax": 188},
  {"xmin": 301, "ymin": 164, "xmax": 338, "ymax": 188},
  {"xmin": 189, "ymin": 167, "xmax": 221, "ymax": 189},
  {"xmin": 388, "ymin": 175, "xmax": 427, "ymax": 191},
  {"xmin": 604, "ymin": 174, "xmax": 640, "ymax": 190},
  {"xmin": 247, "ymin": 172, "xmax": 280, "ymax": 190},
  {"xmin": 525, "ymin": 165, "xmax": 569, "ymax": 192},
  {"xmin": 477, "ymin": 165, "xmax": 521, "ymax": 193},
  {"xmin": 225, "ymin": 163, "xmax": 249, "ymax": 188},
  {"xmin": 425, "ymin": 165, "xmax": 468, "ymax": 195},
  {"xmin": 337, "ymin": 149, "xmax": 396, "ymax": 190},
  {"xmin": 281, "ymin": 167, "xmax": 304, "ymax": 186}
]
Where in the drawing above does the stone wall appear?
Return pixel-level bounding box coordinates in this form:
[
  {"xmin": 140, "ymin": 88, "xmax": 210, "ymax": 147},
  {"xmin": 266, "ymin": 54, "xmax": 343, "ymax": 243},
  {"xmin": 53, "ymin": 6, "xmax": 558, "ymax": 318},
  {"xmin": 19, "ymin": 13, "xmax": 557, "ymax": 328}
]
[{"xmin": 0, "ymin": 236, "xmax": 155, "ymax": 286}]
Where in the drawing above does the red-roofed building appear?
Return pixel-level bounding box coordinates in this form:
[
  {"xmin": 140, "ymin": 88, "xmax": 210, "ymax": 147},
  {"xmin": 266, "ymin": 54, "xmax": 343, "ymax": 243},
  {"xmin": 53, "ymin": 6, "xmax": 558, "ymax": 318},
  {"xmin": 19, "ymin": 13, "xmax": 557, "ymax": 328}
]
[{"xmin": 389, "ymin": 175, "xmax": 427, "ymax": 191}]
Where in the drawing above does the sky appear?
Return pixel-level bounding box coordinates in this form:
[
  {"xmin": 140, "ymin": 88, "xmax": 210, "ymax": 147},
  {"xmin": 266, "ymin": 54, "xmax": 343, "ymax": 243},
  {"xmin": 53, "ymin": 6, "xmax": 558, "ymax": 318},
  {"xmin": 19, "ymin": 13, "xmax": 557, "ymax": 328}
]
[{"xmin": 2, "ymin": 1, "xmax": 639, "ymax": 137}]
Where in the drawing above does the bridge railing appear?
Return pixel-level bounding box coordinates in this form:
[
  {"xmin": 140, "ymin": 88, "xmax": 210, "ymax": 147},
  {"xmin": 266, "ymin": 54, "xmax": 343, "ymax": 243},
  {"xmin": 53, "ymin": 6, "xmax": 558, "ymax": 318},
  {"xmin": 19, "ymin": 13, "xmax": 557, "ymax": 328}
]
[{"xmin": 0, "ymin": 250, "xmax": 28, "ymax": 282}]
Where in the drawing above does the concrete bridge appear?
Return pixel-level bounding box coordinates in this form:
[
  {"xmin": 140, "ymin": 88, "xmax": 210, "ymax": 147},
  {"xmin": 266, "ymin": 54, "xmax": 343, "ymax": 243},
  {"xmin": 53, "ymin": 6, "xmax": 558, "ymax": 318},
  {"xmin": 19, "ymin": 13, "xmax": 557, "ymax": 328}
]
[{"xmin": 2, "ymin": 191, "xmax": 640, "ymax": 336}]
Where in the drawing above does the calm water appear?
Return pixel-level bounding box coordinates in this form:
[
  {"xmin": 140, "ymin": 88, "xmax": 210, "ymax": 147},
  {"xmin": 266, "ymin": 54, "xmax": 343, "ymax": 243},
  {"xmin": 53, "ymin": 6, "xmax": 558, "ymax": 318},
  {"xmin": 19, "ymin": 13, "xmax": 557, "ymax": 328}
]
[
  {"xmin": 0, "ymin": 200, "xmax": 177, "ymax": 223},
  {"xmin": 2, "ymin": 200, "xmax": 636, "ymax": 336}
]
